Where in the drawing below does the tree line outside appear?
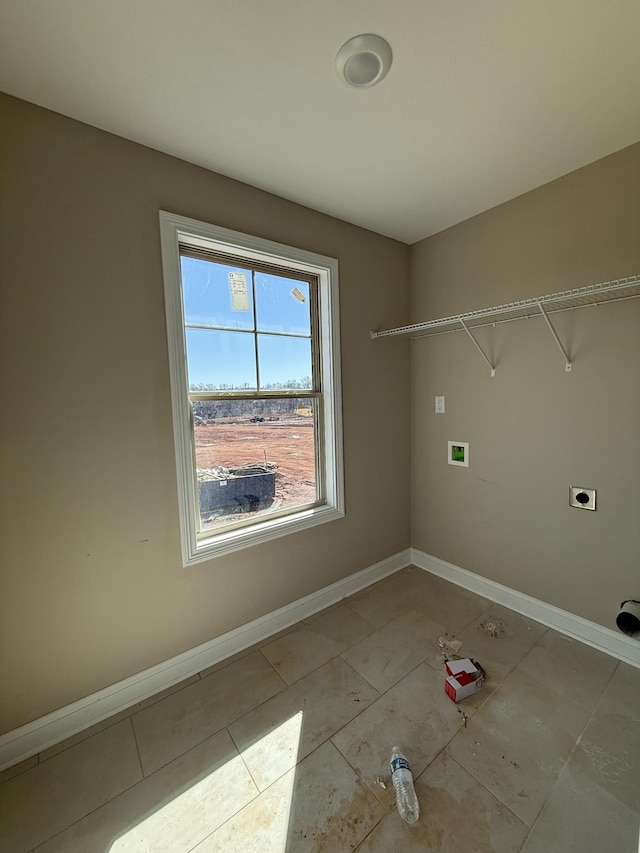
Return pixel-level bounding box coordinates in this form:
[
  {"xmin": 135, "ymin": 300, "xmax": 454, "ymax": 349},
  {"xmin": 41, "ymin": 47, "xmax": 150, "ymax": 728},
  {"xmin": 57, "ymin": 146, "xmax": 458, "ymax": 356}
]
[{"xmin": 191, "ymin": 379, "xmax": 314, "ymax": 422}]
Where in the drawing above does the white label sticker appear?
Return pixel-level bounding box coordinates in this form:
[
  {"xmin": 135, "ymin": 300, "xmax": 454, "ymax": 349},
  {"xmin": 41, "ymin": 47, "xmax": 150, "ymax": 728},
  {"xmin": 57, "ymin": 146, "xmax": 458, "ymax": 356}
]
[{"xmin": 229, "ymin": 272, "xmax": 249, "ymax": 311}]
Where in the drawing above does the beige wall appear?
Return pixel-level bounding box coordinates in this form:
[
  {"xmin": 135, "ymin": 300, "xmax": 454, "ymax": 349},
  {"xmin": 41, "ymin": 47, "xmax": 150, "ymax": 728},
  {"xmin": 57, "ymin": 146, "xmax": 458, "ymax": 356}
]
[
  {"xmin": 0, "ymin": 93, "xmax": 411, "ymax": 733},
  {"xmin": 410, "ymin": 143, "xmax": 640, "ymax": 629},
  {"xmin": 3, "ymin": 88, "xmax": 637, "ymax": 737}
]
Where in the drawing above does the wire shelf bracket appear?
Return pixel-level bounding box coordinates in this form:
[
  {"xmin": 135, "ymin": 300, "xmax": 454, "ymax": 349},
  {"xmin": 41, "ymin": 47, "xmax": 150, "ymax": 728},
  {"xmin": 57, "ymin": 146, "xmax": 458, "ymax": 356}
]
[
  {"xmin": 460, "ymin": 319, "xmax": 496, "ymax": 377},
  {"xmin": 369, "ymin": 274, "xmax": 640, "ymax": 376},
  {"xmin": 538, "ymin": 302, "xmax": 572, "ymax": 372}
]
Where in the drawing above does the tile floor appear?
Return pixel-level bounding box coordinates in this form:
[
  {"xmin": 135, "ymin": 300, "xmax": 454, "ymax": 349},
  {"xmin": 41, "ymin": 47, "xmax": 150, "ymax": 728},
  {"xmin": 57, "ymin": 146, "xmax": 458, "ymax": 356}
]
[{"xmin": 1, "ymin": 567, "xmax": 639, "ymax": 852}]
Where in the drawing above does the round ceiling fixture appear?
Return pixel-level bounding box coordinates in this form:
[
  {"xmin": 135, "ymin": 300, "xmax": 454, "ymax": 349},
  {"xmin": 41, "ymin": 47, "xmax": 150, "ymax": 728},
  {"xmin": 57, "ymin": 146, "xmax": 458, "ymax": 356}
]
[{"xmin": 335, "ymin": 34, "xmax": 393, "ymax": 88}]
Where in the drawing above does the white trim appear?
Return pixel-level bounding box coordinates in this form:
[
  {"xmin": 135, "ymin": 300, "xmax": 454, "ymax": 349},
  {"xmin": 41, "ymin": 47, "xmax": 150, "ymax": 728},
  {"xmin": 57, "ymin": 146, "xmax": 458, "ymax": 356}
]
[
  {"xmin": 158, "ymin": 211, "xmax": 344, "ymax": 565},
  {"xmin": 6, "ymin": 546, "xmax": 636, "ymax": 773},
  {"xmin": 411, "ymin": 548, "xmax": 640, "ymax": 668},
  {"xmin": 0, "ymin": 550, "xmax": 410, "ymax": 773}
]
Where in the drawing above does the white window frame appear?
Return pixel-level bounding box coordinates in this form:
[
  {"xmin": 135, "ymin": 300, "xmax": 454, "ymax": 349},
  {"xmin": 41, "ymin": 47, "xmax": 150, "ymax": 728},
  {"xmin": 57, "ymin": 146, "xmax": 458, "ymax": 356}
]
[{"xmin": 159, "ymin": 211, "xmax": 344, "ymax": 565}]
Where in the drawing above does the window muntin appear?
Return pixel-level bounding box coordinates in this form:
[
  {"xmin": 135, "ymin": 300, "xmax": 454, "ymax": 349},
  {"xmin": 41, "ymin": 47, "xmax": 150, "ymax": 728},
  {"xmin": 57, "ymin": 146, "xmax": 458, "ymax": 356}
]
[{"xmin": 160, "ymin": 212, "xmax": 344, "ymax": 564}]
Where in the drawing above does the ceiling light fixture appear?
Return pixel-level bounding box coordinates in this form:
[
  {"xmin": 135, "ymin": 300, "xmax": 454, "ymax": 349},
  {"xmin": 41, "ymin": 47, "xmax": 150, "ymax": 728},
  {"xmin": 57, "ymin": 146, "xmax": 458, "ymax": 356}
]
[{"xmin": 335, "ymin": 34, "xmax": 393, "ymax": 88}]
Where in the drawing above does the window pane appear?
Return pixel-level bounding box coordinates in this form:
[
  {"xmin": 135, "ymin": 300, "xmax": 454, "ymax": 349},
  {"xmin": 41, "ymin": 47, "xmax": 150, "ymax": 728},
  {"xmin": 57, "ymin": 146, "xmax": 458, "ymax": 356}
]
[
  {"xmin": 255, "ymin": 272, "xmax": 311, "ymax": 335},
  {"xmin": 186, "ymin": 328, "xmax": 257, "ymax": 390},
  {"xmin": 258, "ymin": 334, "xmax": 312, "ymax": 390},
  {"xmin": 193, "ymin": 398, "xmax": 319, "ymax": 531},
  {"xmin": 181, "ymin": 256, "xmax": 254, "ymax": 329}
]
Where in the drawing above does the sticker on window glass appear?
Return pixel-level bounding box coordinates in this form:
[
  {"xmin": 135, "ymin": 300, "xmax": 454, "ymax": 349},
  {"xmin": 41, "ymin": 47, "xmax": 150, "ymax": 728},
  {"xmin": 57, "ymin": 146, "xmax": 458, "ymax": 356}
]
[
  {"xmin": 229, "ymin": 272, "xmax": 250, "ymax": 311},
  {"xmin": 291, "ymin": 286, "xmax": 306, "ymax": 303}
]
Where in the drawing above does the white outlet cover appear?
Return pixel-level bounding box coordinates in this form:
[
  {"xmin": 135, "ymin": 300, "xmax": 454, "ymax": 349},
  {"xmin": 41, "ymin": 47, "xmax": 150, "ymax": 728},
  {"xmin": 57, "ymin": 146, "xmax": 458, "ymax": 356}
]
[{"xmin": 569, "ymin": 486, "xmax": 596, "ymax": 510}]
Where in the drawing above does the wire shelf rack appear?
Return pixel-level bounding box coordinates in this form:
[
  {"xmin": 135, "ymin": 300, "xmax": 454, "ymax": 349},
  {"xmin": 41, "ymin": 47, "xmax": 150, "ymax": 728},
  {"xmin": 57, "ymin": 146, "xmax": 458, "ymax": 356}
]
[{"xmin": 370, "ymin": 274, "xmax": 640, "ymax": 375}]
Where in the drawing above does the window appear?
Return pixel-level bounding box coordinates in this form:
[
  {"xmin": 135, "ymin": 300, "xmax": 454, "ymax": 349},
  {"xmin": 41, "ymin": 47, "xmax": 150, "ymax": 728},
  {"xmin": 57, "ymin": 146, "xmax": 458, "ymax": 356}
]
[{"xmin": 159, "ymin": 212, "xmax": 344, "ymax": 564}]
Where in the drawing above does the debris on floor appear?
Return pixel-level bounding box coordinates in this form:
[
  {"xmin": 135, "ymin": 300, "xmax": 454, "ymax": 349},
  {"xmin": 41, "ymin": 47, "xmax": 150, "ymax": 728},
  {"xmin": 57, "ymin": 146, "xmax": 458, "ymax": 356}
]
[
  {"xmin": 445, "ymin": 657, "xmax": 485, "ymax": 702},
  {"xmin": 375, "ymin": 776, "xmax": 387, "ymax": 789},
  {"xmin": 456, "ymin": 706, "xmax": 469, "ymax": 727},
  {"xmin": 478, "ymin": 619, "xmax": 506, "ymax": 638},
  {"xmin": 438, "ymin": 633, "xmax": 463, "ymax": 663}
]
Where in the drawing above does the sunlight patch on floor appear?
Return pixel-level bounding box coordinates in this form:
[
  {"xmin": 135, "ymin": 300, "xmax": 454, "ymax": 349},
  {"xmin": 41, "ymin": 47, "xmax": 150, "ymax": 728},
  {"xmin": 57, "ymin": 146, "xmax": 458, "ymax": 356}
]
[{"xmin": 110, "ymin": 712, "xmax": 304, "ymax": 852}]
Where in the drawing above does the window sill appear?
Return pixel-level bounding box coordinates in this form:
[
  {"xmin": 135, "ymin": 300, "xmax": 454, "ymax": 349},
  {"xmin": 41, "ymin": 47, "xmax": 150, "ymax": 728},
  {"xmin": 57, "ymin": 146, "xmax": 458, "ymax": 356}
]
[{"xmin": 183, "ymin": 503, "xmax": 345, "ymax": 566}]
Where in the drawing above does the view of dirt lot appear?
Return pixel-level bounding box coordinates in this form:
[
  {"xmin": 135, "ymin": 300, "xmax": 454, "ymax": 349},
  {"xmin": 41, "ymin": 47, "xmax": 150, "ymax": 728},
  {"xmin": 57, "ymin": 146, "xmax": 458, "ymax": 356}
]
[{"xmin": 194, "ymin": 419, "xmax": 316, "ymax": 520}]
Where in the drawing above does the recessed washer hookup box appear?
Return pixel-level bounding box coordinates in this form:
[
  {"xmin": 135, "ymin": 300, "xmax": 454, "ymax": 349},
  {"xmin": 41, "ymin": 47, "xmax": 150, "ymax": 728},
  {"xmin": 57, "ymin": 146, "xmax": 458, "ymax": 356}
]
[{"xmin": 445, "ymin": 658, "xmax": 485, "ymax": 702}]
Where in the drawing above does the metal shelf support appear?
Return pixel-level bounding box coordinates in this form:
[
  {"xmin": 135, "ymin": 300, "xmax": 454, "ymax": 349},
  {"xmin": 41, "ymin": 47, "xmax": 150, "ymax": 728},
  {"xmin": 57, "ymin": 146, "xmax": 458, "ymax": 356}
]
[
  {"xmin": 538, "ymin": 302, "xmax": 572, "ymax": 372},
  {"xmin": 460, "ymin": 319, "xmax": 496, "ymax": 377}
]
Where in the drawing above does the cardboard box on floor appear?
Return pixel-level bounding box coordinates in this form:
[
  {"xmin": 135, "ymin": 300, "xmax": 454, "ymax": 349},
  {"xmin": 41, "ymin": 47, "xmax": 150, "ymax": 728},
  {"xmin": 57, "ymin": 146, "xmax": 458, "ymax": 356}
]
[{"xmin": 445, "ymin": 658, "xmax": 484, "ymax": 702}]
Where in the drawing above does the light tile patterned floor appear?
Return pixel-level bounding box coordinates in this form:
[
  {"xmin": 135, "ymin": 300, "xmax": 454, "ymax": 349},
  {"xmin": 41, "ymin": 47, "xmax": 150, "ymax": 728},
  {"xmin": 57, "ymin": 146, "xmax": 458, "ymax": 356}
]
[{"xmin": 1, "ymin": 567, "xmax": 639, "ymax": 852}]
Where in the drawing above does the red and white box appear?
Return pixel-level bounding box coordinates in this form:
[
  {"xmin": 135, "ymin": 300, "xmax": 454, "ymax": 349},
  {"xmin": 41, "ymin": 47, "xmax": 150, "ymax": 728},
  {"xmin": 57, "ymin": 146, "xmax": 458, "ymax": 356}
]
[{"xmin": 445, "ymin": 658, "xmax": 484, "ymax": 702}]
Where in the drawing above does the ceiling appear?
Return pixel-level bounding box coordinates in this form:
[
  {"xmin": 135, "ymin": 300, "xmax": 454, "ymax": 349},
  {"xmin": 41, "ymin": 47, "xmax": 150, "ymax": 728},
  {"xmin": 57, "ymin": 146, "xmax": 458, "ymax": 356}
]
[{"xmin": 2, "ymin": 1, "xmax": 639, "ymax": 244}]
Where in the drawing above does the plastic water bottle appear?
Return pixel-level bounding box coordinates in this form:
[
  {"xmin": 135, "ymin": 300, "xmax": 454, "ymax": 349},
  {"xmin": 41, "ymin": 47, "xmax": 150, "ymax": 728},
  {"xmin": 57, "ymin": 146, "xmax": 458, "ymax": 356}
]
[{"xmin": 390, "ymin": 746, "xmax": 419, "ymax": 824}]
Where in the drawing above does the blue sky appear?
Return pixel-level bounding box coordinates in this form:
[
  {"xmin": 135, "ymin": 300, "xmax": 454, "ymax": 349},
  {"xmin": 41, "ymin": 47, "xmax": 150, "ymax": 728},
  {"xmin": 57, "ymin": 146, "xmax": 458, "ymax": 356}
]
[{"xmin": 181, "ymin": 257, "xmax": 313, "ymax": 389}]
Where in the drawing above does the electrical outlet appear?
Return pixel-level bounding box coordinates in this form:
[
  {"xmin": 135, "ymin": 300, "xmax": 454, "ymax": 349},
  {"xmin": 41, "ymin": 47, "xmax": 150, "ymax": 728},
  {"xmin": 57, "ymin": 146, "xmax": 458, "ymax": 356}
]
[
  {"xmin": 569, "ymin": 486, "xmax": 596, "ymax": 510},
  {"xmin": 435, "ymin": 396, "xmax": 445, "ymax": 414}
]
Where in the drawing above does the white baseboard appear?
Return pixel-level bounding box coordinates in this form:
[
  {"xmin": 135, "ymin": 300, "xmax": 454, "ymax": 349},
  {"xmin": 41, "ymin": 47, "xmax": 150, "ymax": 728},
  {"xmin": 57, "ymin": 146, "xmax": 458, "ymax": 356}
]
[
  {"xmin": 4, "ymin": 546, "xmax": 636, "ymax": 773},
  {"xmin": 0, "ymin": 549, "xmax": 411, "ymax": 773},
  {"xmin": 411, "ymin": 548, "xmax": 640, "ymax": 669}
]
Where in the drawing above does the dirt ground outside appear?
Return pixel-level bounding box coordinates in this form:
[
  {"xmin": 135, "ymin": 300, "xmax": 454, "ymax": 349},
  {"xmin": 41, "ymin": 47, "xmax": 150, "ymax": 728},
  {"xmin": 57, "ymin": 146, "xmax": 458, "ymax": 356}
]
[{"xmin": 194, "ymin": 419, "xmax": 316, "ymax": 524}]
